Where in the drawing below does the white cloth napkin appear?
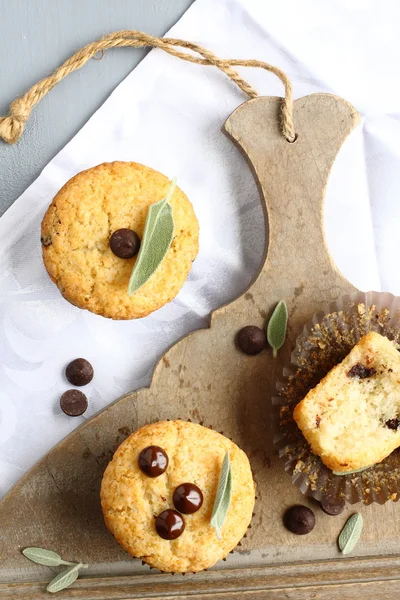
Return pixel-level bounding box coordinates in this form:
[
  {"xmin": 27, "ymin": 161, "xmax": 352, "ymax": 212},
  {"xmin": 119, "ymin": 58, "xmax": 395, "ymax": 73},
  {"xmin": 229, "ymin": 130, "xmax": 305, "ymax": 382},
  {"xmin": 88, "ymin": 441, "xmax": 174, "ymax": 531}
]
[{"xmin": 1, "ymin": 0, "xmax": 400, "ymax": 497}]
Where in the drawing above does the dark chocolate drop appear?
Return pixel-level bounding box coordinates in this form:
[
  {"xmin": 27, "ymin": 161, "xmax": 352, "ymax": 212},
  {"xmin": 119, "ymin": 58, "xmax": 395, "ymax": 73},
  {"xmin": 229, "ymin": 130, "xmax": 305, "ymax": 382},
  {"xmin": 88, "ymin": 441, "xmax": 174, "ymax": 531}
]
[
  {"xmin": 386, "ymin": 418, "xmax": 400, "ymax": 430},
  {"xmin": 236, "ymin": 326, "xmax": 266, "ymax": 355},
  {"xmin": 173, "ymin": 483, "xmax": 203, "ymax": 514},
  {"xmin": 320, "ymin": 497, "xmax": 345, "ymax": 516},
  {"xmin": 66, "ymin": 358, "xmax": 94, "ymax": 386},
  {"xmin": 60, "ymin": 390, "xmax": 88, "ymax": 417},
  {"xmin": 155, "ymin": 509, "xmax": 185, "ymax": 540},
  {"xmin": 347, "ymin": 363, "xmax": 376, "ymax": 379},
  {"xmin": 110, "ymin": 228, "xmax": 140, "ymax": 259},
  {"xmin": 138, "ymin": 446, "xmax": 168, "ymax": 477},
  {"xmin": 283, "ymin": 505, "xmax": 315, "ymax": 535}
]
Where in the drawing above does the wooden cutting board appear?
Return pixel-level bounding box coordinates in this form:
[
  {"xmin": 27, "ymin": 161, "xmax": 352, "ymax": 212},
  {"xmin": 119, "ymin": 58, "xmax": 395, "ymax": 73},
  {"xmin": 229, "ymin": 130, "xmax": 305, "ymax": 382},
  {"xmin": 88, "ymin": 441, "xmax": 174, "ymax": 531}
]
[{"xmin": 2, "ymin": 93, "xmax": 400, "ymax": 600}]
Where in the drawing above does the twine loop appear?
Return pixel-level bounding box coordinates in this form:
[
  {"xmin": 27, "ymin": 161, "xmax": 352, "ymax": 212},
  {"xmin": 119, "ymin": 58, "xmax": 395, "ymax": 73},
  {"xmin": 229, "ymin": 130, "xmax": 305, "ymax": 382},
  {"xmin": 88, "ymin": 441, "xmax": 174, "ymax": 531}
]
[{"xmin": 0, "ymin": 30, "xmax": 296, "ymax": 145}]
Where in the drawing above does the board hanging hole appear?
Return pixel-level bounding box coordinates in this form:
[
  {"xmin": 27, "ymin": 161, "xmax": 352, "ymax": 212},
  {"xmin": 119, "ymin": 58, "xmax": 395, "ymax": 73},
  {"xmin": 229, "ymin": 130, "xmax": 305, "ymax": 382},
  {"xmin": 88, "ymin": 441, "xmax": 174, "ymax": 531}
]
[{"xmin": 287, "ymin": 133, "xmax": 298, "ymax": 144}]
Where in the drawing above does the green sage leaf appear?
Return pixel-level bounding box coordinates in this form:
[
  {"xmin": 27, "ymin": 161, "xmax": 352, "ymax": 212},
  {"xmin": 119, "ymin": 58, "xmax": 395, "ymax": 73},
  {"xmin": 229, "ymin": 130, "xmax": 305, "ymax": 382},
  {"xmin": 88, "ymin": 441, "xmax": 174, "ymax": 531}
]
[
  {"xmin": 333, "ymin": 465, "xmax": 374, "ymax": 476},
  {"xmin": 338, "ymin": 513, "xmax": 363, "ymax": 555},
  {"xmin": 46, "ymin": 563, "xmax": 82, "ymax": 594},
  {"xmin": 22, "ymin": 547, "xmax": 74, "ymax": 567},
  {"xmin": 211, "ymin": 452, "xmax": 232, "ymax": 540},
  {"xmin": 266, "ymin": 300, "xmax": 288, "ymax": 358},
  {"xmin": 128, "ymin": 178, "xmax": 176, "ymax": 296}
]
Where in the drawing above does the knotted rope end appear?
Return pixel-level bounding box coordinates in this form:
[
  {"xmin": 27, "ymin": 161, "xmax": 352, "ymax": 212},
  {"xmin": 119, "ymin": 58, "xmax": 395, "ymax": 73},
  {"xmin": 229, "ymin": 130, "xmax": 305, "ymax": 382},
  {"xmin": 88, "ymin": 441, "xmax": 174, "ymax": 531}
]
[{"xmin": 0, "ymin": 98, "xmax": 31, "ymax": 144}]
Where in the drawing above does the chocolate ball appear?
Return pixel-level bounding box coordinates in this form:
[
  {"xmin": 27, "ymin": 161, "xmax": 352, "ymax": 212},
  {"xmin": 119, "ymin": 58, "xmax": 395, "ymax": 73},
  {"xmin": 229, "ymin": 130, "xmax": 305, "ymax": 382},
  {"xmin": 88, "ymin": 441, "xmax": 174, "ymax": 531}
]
[
  {"xmin": 138, "ymin": 446, "xmax": 168, "ymax": 477},
  {"xmin": 320, "ymin": 497, "xmax": 345, "ymax": 516},
  {"xmin": 66, "ymin": 358, "xmax": 94, "ymax": 386},
  {"xmin": 173, "ymin": 483, "xmax": 203, "ymax": 514},
  {"xmin": 110, "ymin": 228, "xmax": 141, "ymax": 259},
  {"xmin": 236, "ymin": 326, "xmax": 266, "ymax": 355},
  {"xmin": 41, "ymin": 235, "xmax": 52, "ymax": 247},
  {"xmin": 60, "ymin": 390, "xmax": 88, "ymax": 417},
  {"xmin": 283, "ymin": 505, "xmax": 315, "ymax": 535},
  {"xmin": 155, "ymin": 509, "xmax": 185, "ymax": 540}
]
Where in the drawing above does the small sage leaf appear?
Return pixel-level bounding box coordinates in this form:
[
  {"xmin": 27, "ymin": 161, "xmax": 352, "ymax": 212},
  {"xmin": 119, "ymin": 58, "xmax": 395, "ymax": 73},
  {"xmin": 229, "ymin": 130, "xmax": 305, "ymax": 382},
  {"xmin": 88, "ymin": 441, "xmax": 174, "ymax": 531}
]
[
  {"xmin": 266, "ymin": 300, "xmax": 288, "ymax": 358},
  {"xmin": 338, "ymin": 513, "xmax": 363, "ymax": 555},
  {"xmin": 333, "ymin": 465, "xmax": 374, "ymax": 476},
  {"xmin": 211, "ymin": 452, "xmax": 232, "ymax": 540},
  {"xmin": 46, "ymin": 563, "xmax": 82, "ymax": 593},
  {"xmin": 22, "ymin": 547, "xmax": 73, "ymax": 567},
  {"xmin": 128, "ymin": 178, "xmax": 176, "ymax": 296}
]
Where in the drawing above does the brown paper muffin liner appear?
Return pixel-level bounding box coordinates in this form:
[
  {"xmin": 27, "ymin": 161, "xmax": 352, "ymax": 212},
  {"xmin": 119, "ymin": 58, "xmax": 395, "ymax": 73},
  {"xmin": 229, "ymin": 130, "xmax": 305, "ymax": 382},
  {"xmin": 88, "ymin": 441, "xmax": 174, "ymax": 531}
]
[{"xmin": 272, "ymin": 290, "xmax": 400, "ymax": 506}]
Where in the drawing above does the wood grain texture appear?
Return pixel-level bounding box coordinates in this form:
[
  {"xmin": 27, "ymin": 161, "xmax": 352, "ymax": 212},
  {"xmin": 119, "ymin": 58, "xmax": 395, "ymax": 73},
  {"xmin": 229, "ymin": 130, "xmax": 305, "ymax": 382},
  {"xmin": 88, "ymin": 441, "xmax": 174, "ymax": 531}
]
[{"xmin": 3, "ymin": 94, "xmax": 400, "ymax": 599}]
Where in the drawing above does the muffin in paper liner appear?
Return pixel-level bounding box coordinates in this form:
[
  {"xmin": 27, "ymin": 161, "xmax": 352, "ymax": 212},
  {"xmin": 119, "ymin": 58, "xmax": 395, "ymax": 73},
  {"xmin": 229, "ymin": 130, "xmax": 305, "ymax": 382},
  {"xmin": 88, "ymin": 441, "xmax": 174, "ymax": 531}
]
[
  {"xmin": 273, "ymin": 290, "xmax": 400, "ymax": 506},
  {"xmin": 102, "ymin": 419, "xmax": 256, "ymax": 574}
]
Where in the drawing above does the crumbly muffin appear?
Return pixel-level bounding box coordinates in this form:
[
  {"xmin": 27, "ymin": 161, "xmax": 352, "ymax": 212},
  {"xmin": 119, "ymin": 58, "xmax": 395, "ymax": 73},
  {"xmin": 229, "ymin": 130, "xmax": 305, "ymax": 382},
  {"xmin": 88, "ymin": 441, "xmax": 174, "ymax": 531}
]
[
  {"xmin": 41, "ymin": 162, "xmax": 199, "ymax": 319},
  {"xmin": 100, "ymin": 421, "xmax": 255, "ymax": 573},
  {"xmin": 294, "ymin": 332, "xmax": 400, "ymax": 473}
]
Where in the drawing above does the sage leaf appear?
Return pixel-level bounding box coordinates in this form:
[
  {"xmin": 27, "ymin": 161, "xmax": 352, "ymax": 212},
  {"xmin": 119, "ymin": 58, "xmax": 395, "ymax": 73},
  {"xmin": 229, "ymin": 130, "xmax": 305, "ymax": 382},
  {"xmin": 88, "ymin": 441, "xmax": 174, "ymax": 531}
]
[
  {"xmin": 266, "ymin": 300, "xmax": 288, "ymax": 358},
  {"xmin": 128, "ymin": 177, "xmax": 176, "ymax": 296},
  {"xmin": 338, "ymin": 513, "xmax": 363, "ymax": 555},
  {"xmin": 47, "ymin": 563, "xmax": 82, "ymax": 594},
  {"xmin": 22, "ymin": 547, "xmax": 75, "ymax": 567},
  {"xmin": 211, "ymin": 452, "xmax": 232, "ymax": 540},
  {"xmin": 333, "ymin": 465, "xmax": 374, "ymax": 476}
]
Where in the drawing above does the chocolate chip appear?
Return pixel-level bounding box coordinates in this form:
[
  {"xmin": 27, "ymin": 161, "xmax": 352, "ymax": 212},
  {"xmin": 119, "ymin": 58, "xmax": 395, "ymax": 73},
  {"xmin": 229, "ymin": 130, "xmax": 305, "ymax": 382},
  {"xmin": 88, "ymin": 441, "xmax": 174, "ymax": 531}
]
[
  {"xmin": 60, "ymin": 390, "xmax": 88, "ymax": 417},
  {"xmin": 320, "ymin": 497, "xmax": 345, "ymax": 516},
  {"xmin": 173, "ymin": 483, "xmax": 203, "ymax": 514},
  {"xmin": 110, "ymin": 228, "xmax": 141, "ymax": 259},
  {"xmin": 283, "ymin": 505, "xmax": 315, "ymax": 535},
  {"xmin": 155, "ymin": 509, "xmax": 185, "ymax": 540},
  {"xmin": 41, "ymin": 235, "xmax": 52, "ymax": 247},
  {"xmin": 236, "ymin": 326, "xmax": 266, "ymax": 355},
  {"xmin": 386, "ymin": 418, "xmax": 400, "ymax": 430},
  {"xmin": 65, "ymin": 358, "xmax": 94, "ymax": 386},
  {"xmin": 347, "ymin": 363, "xmax": 376, "ymax": 378},
  {"xmin": 138, "ymin": 446, "xmax": 168, "ymax": 477}
]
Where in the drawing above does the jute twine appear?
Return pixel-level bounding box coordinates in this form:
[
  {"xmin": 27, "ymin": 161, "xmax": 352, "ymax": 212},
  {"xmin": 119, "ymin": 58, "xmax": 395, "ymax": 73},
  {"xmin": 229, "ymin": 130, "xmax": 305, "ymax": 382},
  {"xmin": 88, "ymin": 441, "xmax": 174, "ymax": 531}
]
[{"xmin": 0, "ymin": 30, "xmax": 295, "ymax": 145}]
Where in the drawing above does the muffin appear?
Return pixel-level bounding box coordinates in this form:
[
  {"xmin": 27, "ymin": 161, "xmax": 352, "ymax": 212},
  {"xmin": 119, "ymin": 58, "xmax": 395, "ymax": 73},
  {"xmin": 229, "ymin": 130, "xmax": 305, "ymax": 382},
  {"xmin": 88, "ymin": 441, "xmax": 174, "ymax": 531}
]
[
  {"xmin": 100, "ymin": 420, "xmax": 255, "ymax": 573},
  {"xmin": 41, "ymin": 162, "xmax": 199, "ymax": 319},
  {"xmin": 274, "ymin": 292, "xmax": 400, "ymax": 505},
  {"xmin": 294, "ymin": 332, "xmax": 400, "ymax": 473}
]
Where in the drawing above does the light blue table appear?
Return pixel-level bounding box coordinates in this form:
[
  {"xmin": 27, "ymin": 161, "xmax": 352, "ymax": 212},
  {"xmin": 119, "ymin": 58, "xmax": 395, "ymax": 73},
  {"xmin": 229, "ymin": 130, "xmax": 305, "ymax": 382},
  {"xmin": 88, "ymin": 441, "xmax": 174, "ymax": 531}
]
[{"xmin": 0, "ymin": 0, "xmax": 194, "ymax": 215}]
